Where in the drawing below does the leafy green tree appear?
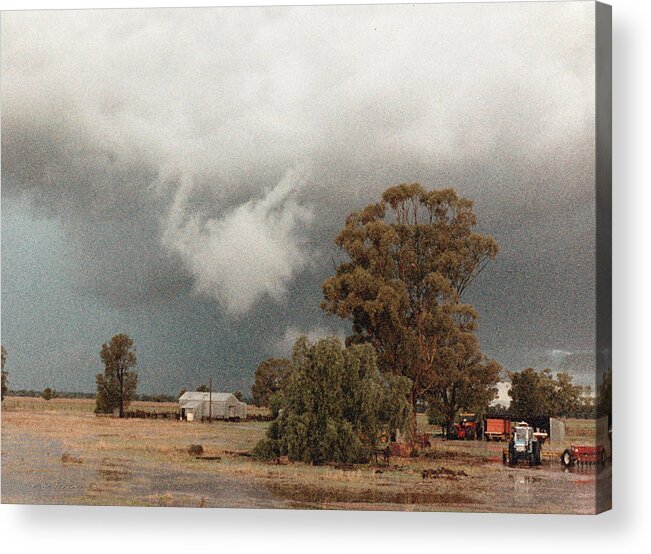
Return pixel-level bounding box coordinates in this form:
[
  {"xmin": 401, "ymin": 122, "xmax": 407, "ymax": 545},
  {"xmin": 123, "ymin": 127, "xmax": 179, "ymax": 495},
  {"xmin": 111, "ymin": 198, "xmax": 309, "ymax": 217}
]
[
  {"xmin": 554, "ymin": 371, "xmax": 587, "ymax": 417},
  {"xmin": 573, "ymin": 394, "xmax": 596, "ymax": 419},
  {"xmin": 322, "ymin": 183, "xmax": 499, "ymax": 434},
  {"xmin": 254, "ymin": 337, "xmax": 412, "ymax": 464},
  {"xmin": 487, "ymin": 403, "xmax": 510, "ymax": 417},
  {"xmin": 196, "ymin": 384, "xmax": 209, "ymax": 392},
  {"xmin": 41, "ymin": 387, "xmax": 55, "ymax": 401},
  {"xmin": 233, "ymin": 391, "xmax": 244, "ymax": 402},
  {"xmin": 1, "ymin": 345, "xmax": 7, "ymax": 402},
  {"xmin": 252, "ymin": 357, "xmax": 291, "ymax": 407},
  {"xmin": 508, "ymin": 368, "xmax": 555, "ymax": 417},
  {"xmin": 95, "ymin": 334, "xmax": 138, "ymax": 417},
  {"xmin": 268, "ymin": 390, "xmax": 286, "ymax": 419},
  {"xmin": 426, "ymin": 331, "xmax": 500, "ymax": 435},
  {"xmin": 509, "ymin": 368, "xmax": 588, "ymax": 418}
]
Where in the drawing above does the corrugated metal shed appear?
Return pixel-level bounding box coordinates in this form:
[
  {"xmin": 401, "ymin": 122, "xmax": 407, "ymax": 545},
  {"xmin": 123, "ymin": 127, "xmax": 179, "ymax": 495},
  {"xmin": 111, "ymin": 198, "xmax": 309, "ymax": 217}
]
[{"xmin": 179, "ymin": 391, "xmax": 246, "ymax": 421}]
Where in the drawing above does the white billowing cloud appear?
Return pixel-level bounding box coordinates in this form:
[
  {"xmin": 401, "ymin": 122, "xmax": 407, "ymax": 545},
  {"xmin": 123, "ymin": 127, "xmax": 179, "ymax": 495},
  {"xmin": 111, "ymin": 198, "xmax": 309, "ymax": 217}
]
[
  {"xmin": 162, "ymin": 167, "xmax": 313, "ymax": 314},
  {"xmin": 1, "ymin": 4, "xmax": 596, "ymax": 185},
  {"xmin": 1, "ymin": 3, "xmax": 596, "ymax": 314},
  {"xmin": 277, "ymin": 325, "xmax": 347, "ymax": 356}
]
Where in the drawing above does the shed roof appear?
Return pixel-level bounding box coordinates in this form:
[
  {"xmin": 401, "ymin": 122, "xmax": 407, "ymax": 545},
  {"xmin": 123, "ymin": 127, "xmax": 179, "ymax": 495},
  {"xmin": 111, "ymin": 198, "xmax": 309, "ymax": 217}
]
[
  {"xmin": 179, "ymin": 391, "xmax": 240, "ymax": 403},
  {"xmin": 182, "ymin": 400, "xmax": 202, "ymax": 409}
]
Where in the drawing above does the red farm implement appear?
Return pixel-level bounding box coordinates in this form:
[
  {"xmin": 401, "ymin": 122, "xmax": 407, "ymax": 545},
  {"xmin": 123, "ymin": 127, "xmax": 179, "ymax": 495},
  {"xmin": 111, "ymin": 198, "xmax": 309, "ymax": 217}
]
[{"xmin": 561, "ymin": 445, "xmax": 607, "ymax": 468}]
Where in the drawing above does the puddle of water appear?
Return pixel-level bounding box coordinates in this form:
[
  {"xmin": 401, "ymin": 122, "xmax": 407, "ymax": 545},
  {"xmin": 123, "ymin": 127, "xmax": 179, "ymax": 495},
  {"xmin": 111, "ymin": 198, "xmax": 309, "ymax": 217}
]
[
  {"xmin": 1, "ymin": 431, "xmax": 93, "ymax": 504},
  {"xmin": 265, "ymin": 481, "xmax": 477, "ymax": 507},
  {"xmin": 509, "ymin": 474, "xmax": 543, "ymax": 484}
]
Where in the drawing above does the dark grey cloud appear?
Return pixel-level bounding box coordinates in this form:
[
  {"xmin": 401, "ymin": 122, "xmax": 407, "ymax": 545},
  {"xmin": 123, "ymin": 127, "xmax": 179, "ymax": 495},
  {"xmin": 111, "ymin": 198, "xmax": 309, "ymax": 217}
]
[{"xmin": 1, "ymin": 3, "xmax": 598, "ymax": 393}]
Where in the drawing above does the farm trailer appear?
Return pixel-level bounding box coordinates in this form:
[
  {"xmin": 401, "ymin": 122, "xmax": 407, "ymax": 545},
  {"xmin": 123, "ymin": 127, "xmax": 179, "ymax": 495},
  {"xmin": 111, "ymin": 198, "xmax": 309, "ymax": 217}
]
[
  {"xmin": 484, "ymin": 416, "xmax": 511, "ymax": 441},
  {"xmin": 486, "ymin": 415, "xmax": 559, "ymax": 443}
]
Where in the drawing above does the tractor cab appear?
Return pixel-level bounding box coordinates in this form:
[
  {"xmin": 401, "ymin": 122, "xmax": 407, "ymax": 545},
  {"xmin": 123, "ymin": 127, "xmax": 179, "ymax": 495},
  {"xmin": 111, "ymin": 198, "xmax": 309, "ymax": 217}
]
[
  {"xmin": 513, "ymin": 422, "xmax": 534, "ymax": 453},
  {"xmin": 505, "ymin": 422, "xmax": 542, "ymax": 466}
]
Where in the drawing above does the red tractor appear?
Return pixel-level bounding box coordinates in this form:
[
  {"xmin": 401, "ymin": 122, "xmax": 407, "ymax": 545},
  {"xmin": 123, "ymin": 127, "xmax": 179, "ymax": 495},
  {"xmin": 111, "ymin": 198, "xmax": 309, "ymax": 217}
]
[{"xmin": 450, "ymin": 415, "xmax": 479, "ymax": 440}]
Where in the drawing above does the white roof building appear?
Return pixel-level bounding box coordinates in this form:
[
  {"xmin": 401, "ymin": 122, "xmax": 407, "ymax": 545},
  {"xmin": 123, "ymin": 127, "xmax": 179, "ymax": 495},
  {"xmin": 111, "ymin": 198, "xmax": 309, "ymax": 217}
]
[{"xmin": 179, "ymin": 391, "xmax": 246, "ymax": 421}]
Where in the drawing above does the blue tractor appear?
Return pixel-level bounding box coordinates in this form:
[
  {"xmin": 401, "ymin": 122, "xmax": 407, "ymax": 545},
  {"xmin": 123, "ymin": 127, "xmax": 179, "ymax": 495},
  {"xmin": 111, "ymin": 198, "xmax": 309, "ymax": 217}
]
[{"xmin": 504, "ymin": 422, "xmax": 542, "ymax": 466}]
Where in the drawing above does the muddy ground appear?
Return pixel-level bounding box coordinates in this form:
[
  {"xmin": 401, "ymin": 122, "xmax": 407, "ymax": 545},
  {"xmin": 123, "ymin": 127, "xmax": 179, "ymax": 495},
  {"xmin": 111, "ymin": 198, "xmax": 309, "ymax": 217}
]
[{"xmin": 1, "ymin": 402, "xmax": 611, "ymax": 513}]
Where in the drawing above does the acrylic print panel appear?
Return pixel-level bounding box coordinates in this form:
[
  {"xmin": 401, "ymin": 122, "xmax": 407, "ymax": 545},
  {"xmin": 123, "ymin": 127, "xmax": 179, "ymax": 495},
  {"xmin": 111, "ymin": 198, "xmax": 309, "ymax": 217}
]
[{"xmin": 0, "ymin": 2, "xmax": 611, "ymax": 514}]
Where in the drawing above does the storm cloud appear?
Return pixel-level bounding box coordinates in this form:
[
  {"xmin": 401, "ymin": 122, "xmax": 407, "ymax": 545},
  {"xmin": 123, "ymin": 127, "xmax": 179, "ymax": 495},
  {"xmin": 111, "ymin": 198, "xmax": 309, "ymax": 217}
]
[{"xmin": 1, "ymin": 3, "xmax": 599, "ymax": 393}]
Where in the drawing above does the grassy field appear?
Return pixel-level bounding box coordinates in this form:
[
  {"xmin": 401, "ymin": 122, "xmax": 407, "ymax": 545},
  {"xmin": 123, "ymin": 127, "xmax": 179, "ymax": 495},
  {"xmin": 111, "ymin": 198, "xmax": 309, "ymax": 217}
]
[
  {"xmin": 1, "ymin": 397, "xmax": 610, "ymax": 512},
  {"xmin": 1, "ymin": 397, "xmax": 179, "ymax": 414},
  {"xmin": 1, "ymin": 397, "xmax": 270, "ymax": 417}
]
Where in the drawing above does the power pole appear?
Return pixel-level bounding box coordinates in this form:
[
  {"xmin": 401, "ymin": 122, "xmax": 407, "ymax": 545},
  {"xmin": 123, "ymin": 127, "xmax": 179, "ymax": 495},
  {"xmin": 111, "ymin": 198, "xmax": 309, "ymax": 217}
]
[{"xmin": 209, "ymin": 377, "xmax": 212, "ymax": 421}]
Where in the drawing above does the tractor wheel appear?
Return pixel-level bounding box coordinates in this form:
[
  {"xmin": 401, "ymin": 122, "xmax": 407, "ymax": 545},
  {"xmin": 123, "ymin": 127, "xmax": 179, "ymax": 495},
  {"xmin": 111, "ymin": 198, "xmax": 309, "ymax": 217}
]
[
  {"xmin": 561, "ymin": 449, "xmax": 572, "ymax": 468},
  {"xmin": 509, "ymin": 447, "xmax": 517, "ymax": 466},
  {"xmin": 502, "ymin": 450, "xmax": 507, "ymax": 465},
  {"xmin": 601, "ymin": 450, "xmax": 607, "ymax": 467}
]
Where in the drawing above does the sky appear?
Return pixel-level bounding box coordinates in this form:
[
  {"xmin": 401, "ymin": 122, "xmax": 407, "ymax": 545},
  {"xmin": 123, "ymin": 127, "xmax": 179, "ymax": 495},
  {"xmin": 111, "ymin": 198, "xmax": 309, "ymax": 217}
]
[{"xmin": 1, "ymin": 3, "xmax": 603, "ymax": 395}]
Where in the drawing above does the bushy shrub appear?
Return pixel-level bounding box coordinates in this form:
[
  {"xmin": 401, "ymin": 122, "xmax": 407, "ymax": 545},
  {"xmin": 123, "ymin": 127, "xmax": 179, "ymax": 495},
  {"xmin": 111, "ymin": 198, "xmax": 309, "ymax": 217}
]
[{"xmin": 253, "ymin": 337, "xmax": 412, "ymax": 464}]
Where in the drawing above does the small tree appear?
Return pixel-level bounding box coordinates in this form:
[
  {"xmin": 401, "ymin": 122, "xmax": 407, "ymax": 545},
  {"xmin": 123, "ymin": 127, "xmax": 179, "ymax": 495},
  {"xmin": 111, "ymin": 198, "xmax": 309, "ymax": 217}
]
[
  {"xmin": 509, "ymin": 368, "xmax": 587, "ymax": 418},
  {"xmin": 554, "ymin": 371, "xmax": 587, "ymax": 417},
  {"xmin": 95, "ymin": 334, "xmax": 138, "ymax": 417},
  {"xmin": 254, "ymin": 337, "xmax": 412, "ymax": 464},
  {"xmin": 509, "ymin": 368, "xmax": 555, "ymax": 417},
  {"xmin": 42, "ymin": 387, "xmax": 54, "ymax": 401},
  {"xmin": 426, "ymin": 331, "xmax": 500, "ymax": 436},
  {"xmin": 1, "ymin": 345, "xmax": 8, "ymax": 402},
  {"xmin": 252, "ymin": 358, "xmax": 291, "ymax": 407},
  {"xmin": 197, "ymin": 384, "xmax": 209, "ymax": 392}
]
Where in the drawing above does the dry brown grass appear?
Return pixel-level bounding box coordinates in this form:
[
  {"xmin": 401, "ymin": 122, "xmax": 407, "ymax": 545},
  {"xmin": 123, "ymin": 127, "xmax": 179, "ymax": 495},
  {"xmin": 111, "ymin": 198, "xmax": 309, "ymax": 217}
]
[
  {"xmin": 564, "ymin": 418, "xmax": 599, "ymax": 441},
  {"xmin": 2, "ymin": 396, "xmax": 178, "ymax": 414},
  {"xmin": 1, "ymin": 399, "xmax": 605, "ymax": 513}
]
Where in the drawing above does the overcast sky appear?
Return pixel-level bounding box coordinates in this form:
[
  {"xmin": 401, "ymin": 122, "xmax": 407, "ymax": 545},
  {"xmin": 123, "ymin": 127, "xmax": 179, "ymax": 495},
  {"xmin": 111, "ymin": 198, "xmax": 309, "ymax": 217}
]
[{"xmin": 1, "ymin": 3, "xmax": 601, "ymax": 395}]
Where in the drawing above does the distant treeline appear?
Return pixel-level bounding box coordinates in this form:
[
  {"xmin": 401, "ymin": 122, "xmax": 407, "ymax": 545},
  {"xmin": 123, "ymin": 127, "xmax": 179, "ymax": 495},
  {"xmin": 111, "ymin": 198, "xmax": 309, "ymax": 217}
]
[
  {"xmin": 8, "ymin": 389, "xmax": 94, "ymax": 399},
  {"xmin": 7, "ymin": 389, "xmax": 178, "ymax": 403}
]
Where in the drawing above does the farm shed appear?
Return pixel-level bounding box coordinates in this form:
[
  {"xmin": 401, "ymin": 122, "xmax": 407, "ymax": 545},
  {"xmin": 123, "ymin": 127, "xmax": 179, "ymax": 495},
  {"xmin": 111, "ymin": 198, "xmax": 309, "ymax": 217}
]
[{"xmin": 179, "ymin": 392, "xmax": 246, "ymax": 421}]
